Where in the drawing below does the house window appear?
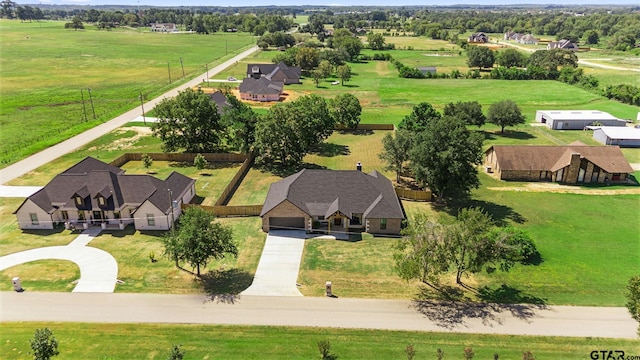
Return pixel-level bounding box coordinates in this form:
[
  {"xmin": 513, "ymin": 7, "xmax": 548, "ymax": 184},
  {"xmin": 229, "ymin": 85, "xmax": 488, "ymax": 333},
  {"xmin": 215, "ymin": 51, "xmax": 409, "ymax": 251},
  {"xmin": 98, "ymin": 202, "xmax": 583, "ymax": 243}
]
[
  {"xmin": 78, "ymin": 211, "xmax": 85, "ymax": 221},
  {"xmin": 98, "ymin": 196, "xmax": 105, "ymax": 206},
  {"xmin": 317, "ymin": 216, "xmax": 325, "ymax": 221},
  {"xmin": 30, "ymin": 213, "xmax": 38, "ymax": 225},
  {"xmin": 351, "ymin": 213, "xmax": 362, "ymax": 226},
  {"xmin": 380, "ymin": 218, "xmax": 387, "ymax": 230},
  {"xmin": 75, "ymin": 196, "xmax": 83, "ymax": 206},
  {"xmin": 61, "ymin": 211, "xmax": 69, "ymax": 220},
  {"xmin": 147, "ymin": 214, "xmax": 155, "ymax": 226}
]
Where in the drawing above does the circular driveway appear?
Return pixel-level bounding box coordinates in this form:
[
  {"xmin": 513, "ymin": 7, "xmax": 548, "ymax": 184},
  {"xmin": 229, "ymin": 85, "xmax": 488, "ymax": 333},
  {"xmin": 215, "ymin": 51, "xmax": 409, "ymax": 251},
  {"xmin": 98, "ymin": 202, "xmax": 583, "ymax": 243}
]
[{"xmin": 0, "ymin": 245, "xmax": 118, "ymax": 293}]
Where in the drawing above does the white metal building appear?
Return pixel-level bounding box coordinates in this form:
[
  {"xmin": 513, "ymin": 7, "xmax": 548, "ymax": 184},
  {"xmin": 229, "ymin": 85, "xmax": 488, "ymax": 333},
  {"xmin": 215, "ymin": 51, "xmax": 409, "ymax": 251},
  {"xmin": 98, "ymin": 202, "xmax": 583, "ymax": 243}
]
[
  {"xmin": 593, "ymin": 126, "xmax": 640, "ymax": 148},
  {"xmin": 535, "ymin": 110, "xmax": 627, "ymax": 130}
]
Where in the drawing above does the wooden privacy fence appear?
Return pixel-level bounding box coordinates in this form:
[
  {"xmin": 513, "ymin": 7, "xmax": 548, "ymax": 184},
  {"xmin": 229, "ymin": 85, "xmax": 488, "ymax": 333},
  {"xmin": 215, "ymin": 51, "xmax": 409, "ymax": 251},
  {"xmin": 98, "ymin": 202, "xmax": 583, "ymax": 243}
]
[
  {"xmin": 109, "ymin": 152, "xmax": 247, "ymax": 167},
  {"xmin": 395, "ymin": 187, "xmax": 432, "ymax": 202},
  {"xmin": 335, "ymin": 124, "xmax": 395, "ymax": 131},
  {"xmin": 183, "ymin": 204, "xmax": 263, "ymax": 217},
  {"xmin": 214, "ymin": 152, "xmax": 256, "ymax": 206}
]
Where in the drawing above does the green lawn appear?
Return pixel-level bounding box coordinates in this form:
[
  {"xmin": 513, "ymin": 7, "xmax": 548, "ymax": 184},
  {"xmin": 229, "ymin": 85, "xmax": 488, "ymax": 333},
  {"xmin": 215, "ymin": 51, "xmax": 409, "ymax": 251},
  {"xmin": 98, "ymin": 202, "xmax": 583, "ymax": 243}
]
[
  {"xmin": 0, "ymin": 20, "xmax": 255, "ymax": 166},
  {"xmin": 2, "ymin": 322, "xmax": 638, "ymax": 360}
]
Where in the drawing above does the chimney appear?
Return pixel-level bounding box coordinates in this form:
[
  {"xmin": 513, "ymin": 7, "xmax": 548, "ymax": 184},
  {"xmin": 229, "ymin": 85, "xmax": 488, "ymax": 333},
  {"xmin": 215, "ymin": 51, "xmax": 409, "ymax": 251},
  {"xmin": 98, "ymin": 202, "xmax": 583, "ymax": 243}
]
[{"xmin": 356, "ymin": 162, "xmax": 362, "ymax": 171}]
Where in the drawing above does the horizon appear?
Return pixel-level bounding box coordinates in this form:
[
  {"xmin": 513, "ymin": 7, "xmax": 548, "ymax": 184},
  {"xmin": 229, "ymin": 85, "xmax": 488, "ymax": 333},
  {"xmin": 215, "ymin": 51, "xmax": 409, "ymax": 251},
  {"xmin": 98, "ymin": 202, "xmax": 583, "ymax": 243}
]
[{"xmin": 12, "ymin": 0, "xmax": 640, "ymax": 7}]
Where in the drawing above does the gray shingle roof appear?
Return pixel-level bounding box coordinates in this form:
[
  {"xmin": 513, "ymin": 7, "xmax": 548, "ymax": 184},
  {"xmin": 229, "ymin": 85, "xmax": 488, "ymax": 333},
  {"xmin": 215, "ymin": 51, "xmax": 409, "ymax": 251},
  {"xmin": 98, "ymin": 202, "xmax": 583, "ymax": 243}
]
[
  {"xmin": 15, "ymin": 157, "xmax": 195, "ymax": 216},
  {"xmin": 239, "ymin": 77, "xmax": 283, "ymax": 96},
  {"xmin": 261, "ymin": 169, "xmax": 404, "ymax": 219},
  {"xmin": 246, "ymin": 62, "xmax": 301, "ymax": 82},
  {"xmin": 208, "ymin": 91, "xmax": 231, "ymax": 114}
]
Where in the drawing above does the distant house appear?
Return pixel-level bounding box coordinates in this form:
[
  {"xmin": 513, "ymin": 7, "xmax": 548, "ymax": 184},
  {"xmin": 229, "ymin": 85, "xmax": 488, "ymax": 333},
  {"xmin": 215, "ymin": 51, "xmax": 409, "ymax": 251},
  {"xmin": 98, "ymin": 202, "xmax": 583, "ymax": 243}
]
[
  {"xmin": 535, "ymin": 110, "xmax": 627, "ymax": 130},
  {"xmin": 519, "ymin": 34, "xmax": 538, "ymax": 44},
  {"xmin": 239, "ymin": 77, "xmax": 283, "ymax": 102},
  {"xmin": 547, "ymin": 39, "xmax": 578, "ymax": 51},
  {"xmin": 151, "ymin": 23, "xmax": 178, "ymax": 33},
  {"xmin": 246, "ymin": 62, "xmax": 301, "ymax": 84},
  {"xmin": 468, "ymin": 32, "xmax": 489, "ymax": 43},
  {"xmin": 484, "ymin": 143, "xmax": 633, "ymax": 183},
  {"xmin": 504, "ymin": 32, "xmax": 538, "ymax": 44},
  {"xmin": 14, "ymin": 157, "xmax": 195, "ymax": 231},
  {"xmin": 593, "ymin": 127, "xmax": 640, "ymax": 148},
  {"xmin": 208, "ymin": 91, "xmax": 231, "ymax": 114},
  {"xmin": 260, "ymin": 168, "xmax": 405, "ymax": 235}
]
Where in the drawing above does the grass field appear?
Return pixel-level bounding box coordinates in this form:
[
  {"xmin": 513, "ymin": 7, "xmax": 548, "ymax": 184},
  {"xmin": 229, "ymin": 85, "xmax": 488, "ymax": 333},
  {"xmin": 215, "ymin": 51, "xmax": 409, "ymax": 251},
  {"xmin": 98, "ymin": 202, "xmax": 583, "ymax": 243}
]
[
  {"xmin": 0, "ymin": 20, "xmax": 255, "ymax": 166},
  {"xmin": 2, "ymin": 322, "xmax": 639, "ymax": 359}
]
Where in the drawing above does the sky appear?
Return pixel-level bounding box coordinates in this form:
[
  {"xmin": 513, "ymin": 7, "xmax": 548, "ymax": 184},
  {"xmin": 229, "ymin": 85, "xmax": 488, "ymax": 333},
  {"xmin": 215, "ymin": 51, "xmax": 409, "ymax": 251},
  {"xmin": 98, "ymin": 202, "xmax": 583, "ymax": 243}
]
[{"xmin": 14, "ymin": 0, "xmax": 640, "ymax": 6}]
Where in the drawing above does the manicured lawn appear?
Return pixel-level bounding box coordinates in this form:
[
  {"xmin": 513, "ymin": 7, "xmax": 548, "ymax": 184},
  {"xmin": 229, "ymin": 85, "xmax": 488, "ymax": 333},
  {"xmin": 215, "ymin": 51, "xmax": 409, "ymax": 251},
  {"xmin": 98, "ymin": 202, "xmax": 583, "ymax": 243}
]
[
  {"xmin": 2, "ymin": 322, "xmax": 638, "ymax": 359},
  {"xmin": 0, "ymin": 19, "xmax": 255, "ymax": 166},
  {"xmin": 227, "ymin": 168, "xmax": 281, "ymax": 205},
  {"xmin": 0, "ymin": 260, "xmax": 79, "ymax": 292}
]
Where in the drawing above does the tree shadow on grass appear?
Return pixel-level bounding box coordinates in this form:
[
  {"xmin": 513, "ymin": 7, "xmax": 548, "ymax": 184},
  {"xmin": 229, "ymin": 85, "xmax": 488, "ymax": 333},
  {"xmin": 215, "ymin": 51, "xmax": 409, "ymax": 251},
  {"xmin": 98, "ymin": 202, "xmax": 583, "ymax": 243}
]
[
  {"xmin": 201, "ymin": 268, "xmax": 254, "ymax": 304},
  {"xmin": 342, "ymin": 84, "xmax": 359, "ymax": 88},
  {"xmin": 496, "ymin": 129, "xmax": 536, "ymax": 140},
  {"xmin": 337, "ymin": 129, "xmax": 374, "ymax": 136},
  {"xmin": 411, "ymin": 283, "xmax": 547, "ymax": 329},
  {"xmin": 168, "ymin": 161, "xmax": 241, "ymax": 170},
  {"xmin": 441, "ymin": 198, "xmax": 526, "ymax": 226},
  {"xmin": 311, "ymin": 142, "xmax": 350, "ymax": 157}
]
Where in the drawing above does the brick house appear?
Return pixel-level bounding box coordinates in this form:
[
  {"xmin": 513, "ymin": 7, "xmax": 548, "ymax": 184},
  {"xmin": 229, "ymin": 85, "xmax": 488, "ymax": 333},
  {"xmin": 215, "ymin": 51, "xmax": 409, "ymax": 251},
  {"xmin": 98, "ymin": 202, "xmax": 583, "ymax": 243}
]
[
  {"xmin": 246, "ymin": 62, "xmax": 301, "ymax": 84},
  {"xmin": 238, "ymin": 77, "xmax": 283, "ymax": 102},
  {"xmin": 467, "ymin": 32, "xmax": 489, "ymax": 43},
  {"xmin": 260, "ymin": 168, "xmax": 405, "ymax": 235},
  {"xmin": 14, "ymin": 157, "xmax": 195, "ymax": 231},
  {"xmin": 484, "ymin": 143, "xmax": 634, "ymax": 183},
  {"xmin": 151, "ymin": 23, "xmax": 178, "ymax": 32}
]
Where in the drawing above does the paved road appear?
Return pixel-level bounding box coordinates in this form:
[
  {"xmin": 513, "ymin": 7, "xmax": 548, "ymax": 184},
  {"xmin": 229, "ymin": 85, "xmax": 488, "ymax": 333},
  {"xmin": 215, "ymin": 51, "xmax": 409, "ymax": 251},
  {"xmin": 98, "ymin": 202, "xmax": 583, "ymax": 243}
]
[
  {"xmin": 0, "ymin": 292, "xmax": 636, "ymax": 339},
  {"xmin": 0, "ymin": 46, "xmax": 259, "ymax": 185}
]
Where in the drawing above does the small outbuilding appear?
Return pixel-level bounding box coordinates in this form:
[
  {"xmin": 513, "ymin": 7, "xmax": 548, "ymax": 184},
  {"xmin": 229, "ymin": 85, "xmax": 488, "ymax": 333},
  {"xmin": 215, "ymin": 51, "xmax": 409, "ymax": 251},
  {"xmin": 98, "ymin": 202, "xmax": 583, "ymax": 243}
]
[
  {"xmin": 593, "ymin": 126, "xmax": 640, "ymax": 148},
  {"xmin": 535, "ymin": 110, "xmax": 627, "ymax": 130}
]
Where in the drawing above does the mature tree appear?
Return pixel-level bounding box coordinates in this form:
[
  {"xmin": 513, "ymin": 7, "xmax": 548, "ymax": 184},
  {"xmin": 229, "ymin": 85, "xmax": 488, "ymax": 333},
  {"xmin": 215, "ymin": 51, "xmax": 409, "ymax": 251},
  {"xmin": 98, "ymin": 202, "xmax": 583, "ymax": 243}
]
[
  {"xmin": 220, "ymin": 92, "xmax": 258, "ymax": 153},
  {"xmin": 331, "ymin": 93, "xmax": 362, "ymax": 129},
  {"xmin": 152, "ymin": 88, "xmax": 224, "ymax": 153},
  {"xmin": 141, "ymin": 153, "xmax": 153, "ymax": 172},
  {"xmin": 367, "ymin": 32, "xmax": 386, "ymax": 50},
  {"xmin": 583, "ymin": 30, "xmax": 599, "ymax": 45},
  {"xmin": 318, "ymin": 59, "xmax": 333, "ymax": 79},
  {"xmin": 449, "ymin": 207, "xmax": 496, "ymax": 284},
  {"xmin": 487, "ymin": 99, "xmax": 526, "ymax": 133},
  {"xmin": 168, "ymin": 344, "xmax": 185, "ymax": 360},
  {"xmin": 496, "ymin": 48, "xmax": 525, "ymax": 68},
  {"xmin": 466, "ymin": 45, "xmax": 495, "ymax": 70},
  {"xmin": 627, "ymin": 275, "xmax": 640, "ymax": 336},
  {"xmin": 336, "ymin": 64, "xmax": 352, "ymax": 85},
  {"xmin": 320, "ymin": 49, "xmax": 348, "ymax": 71},
  {"xmin": 410, "ymin": 116, "xmax": 483, "ymax": 204},
  {"xmin": 333, "ymin": 29, "xmax": 363, "ymax": 61},
  {"xmin": 30, "ymin": 328, "xmax": 59, "ymax": 360},
  {"xmin": 379, "ymin": 129, "xmax": 413, "ymax": 183},
  {"xmin": 194, "ymin": 153, "xmax": 207, "ymax": 172},
  {"xmin": 68, "ymin": 16, "xmax": 84, "ymax": 30},
  {"xmin": 398, "ymin": 102, "xmax": 441, "ymax": 132},
  {"xmin": 528, "ymin": 49, "xmax": 577, "ymax": 72},
  {"xmin": 165, "ymin": 206, "xmax": 236, "ymax": 277},
  {"xmin": 443, "ymin": 101, "xmax": 486, "ymax": 127},
  {"xmin": 394, "ymin": 212, "xmax": 450, "ymax": 287},
  {"xmin": 310, "ymin": 69, "xmax": 323, "ymax": 88},
  {"xmin": 296, "ymin": 46, "xmax": 320, "ymax": 72},
  {"xmin": 255, "ymin": 95, "xmax": 333, "ymax": 168}
]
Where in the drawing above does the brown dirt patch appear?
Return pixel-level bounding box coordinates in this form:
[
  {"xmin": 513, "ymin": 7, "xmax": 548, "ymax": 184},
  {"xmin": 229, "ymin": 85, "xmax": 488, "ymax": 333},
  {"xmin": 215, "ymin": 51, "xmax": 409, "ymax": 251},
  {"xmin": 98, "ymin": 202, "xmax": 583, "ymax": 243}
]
[
  {"xmin": 87, "ymin": 126, "xmax": 152, "ymax": 152},
  {"xmin": 487, "ymin": 182, "xmax": 640, "ymax": 195}
]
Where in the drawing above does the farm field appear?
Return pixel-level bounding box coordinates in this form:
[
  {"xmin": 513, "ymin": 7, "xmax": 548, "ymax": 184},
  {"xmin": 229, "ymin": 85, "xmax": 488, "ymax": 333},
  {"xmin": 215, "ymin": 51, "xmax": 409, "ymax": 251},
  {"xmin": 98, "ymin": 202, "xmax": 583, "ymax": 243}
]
[
  {"xmin": 2, "ymin": 322, "xmax": 637, "ymax": 360},
  {"xmin": 0, "ymin": 19, "xmax": 255, "ymax": 166}
]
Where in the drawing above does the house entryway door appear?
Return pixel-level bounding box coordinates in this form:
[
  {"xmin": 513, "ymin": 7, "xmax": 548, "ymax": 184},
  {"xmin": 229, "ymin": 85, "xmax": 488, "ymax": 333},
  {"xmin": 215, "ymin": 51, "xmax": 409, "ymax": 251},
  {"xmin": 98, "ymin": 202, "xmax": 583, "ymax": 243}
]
[
  {"xmin": 578, "ymin": 168, "xmax": 586, "ymax": 182},
  {"xmin": 93, "ymin": 211, "xmax": 103, "ymax": 223}
]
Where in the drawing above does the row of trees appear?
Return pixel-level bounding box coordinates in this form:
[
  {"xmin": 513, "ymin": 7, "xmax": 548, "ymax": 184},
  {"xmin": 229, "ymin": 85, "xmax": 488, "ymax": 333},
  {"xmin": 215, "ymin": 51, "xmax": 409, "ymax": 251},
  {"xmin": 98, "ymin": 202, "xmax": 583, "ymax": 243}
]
[{"xmin": 152, "ymin": 89, "xmax": 362, "ymax": 170}]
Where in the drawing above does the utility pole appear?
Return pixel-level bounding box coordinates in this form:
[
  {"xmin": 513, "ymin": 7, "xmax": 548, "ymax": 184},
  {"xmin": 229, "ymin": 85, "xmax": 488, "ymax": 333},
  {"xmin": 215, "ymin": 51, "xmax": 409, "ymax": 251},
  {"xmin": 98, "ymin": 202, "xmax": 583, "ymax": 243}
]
[
  {"xmin": 205, "ymin": 63, "xmax": 209, "ymax": 86},
  {"xmin": 139, "ymin": 91, "xmax": 146, "ymax": 125},
  {"xmin": 180, "ymin": 57, "xmax": 185, "ymax": 78},
  {"xmin": 80, "ymin": 88, "xmax": 88, "ymax": 122},
  {"xmin": 225, "ymin": 40, "xmax": 228, "ymax": 56},
  {"xmin": 168, "ymin": 189, "xmax": 175, "ymax": 230},
  {"xmin": 167, "ymin": 61, "xmax": 172, "ymax": 84},
  {"xmin": 87, "ymin": 87, "xmax": 96, "ymax": 119}
]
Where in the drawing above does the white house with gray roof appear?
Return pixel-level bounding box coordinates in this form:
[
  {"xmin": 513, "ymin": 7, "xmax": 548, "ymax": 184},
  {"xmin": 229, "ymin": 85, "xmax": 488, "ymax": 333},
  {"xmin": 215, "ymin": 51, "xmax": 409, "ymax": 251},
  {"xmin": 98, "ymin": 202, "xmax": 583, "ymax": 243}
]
[{"xmin": 14, "ymin": 157, "xmax": 195, "ymax": 231}]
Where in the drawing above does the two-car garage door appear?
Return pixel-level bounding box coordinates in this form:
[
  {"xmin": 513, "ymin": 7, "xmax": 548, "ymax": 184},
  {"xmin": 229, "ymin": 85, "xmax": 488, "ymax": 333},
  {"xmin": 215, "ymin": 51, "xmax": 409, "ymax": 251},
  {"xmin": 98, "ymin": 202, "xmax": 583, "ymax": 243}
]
[{"xmin": 268, "ymin": 217, "xmax": 305, "ymax": 231}]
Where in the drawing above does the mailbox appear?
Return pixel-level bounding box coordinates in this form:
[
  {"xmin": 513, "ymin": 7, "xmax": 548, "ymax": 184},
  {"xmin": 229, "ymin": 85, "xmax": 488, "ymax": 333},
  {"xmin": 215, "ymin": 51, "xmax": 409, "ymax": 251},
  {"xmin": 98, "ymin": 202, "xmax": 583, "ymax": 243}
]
[{"xmin": 12, "ymin": 277, "xmax": 23, "ymax": 292}]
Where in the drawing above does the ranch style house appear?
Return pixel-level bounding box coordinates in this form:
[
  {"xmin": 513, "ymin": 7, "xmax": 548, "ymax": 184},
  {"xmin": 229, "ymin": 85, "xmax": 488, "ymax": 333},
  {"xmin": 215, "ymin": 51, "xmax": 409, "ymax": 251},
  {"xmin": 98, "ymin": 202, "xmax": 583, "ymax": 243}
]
[
  {"xmin": 261, "ymin": 168, "xmax": 405, "ymax": 235},
  {"xmin": 14, "ymin": 157, "xmax": 195, "ymax": 231},
  {"xmin": 484, "ymin": 143, "xmax": 634, "ymax": 183}
]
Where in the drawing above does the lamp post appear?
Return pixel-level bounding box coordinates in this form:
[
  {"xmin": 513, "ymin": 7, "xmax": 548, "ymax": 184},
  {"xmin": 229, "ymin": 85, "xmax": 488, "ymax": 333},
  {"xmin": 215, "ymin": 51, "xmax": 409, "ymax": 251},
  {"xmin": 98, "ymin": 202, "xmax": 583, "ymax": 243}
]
[
  {"xmin": 138, "ymin": 92, "xmax": 146, "ymax": 125},
  {"xmin": 80, "ymin": 88, "xmax": 88, "ymax": 122},
  {"xmin": 87, "ymin": 87, "xmax": 96, "ymax": 119},
  {"xmin": 168, "ymin": 189, "xmax": 175, "ymax": 231}
]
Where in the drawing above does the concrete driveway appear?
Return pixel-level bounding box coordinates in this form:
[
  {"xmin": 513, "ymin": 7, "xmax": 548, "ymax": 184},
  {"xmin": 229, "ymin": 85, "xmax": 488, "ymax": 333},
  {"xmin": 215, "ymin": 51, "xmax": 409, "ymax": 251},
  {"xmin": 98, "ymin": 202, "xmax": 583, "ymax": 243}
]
[
  {"xmin": 0, "ymin": 185, "xmax": 43, "ymax": 197},
  {"xmin": 0, "ymin": 229, "xmax": 118, "ymax": 293},
  {"xmin": 241, "ymin": 230, "xmax": 306, "ymax": 297}
]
